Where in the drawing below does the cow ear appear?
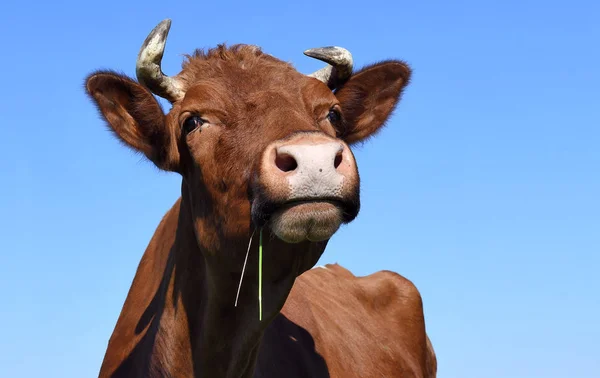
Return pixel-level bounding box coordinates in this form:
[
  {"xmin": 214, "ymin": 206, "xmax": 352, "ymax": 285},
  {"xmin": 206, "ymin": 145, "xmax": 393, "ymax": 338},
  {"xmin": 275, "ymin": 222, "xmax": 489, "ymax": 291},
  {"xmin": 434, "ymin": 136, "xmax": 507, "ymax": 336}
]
[
  {"xmin": 335, "ymin": 61, "xmax": 411, "ymax": 144},
  {"xmin": 85, "ymin": 71, "xmax": 179, "ymax": 171}
]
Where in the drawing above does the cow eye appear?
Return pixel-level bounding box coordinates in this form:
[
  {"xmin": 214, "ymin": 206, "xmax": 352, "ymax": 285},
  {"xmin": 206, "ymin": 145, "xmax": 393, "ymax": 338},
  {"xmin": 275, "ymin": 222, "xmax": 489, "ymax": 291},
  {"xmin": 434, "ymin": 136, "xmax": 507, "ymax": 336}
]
[
  {"xmin": 327, "ymin": 109, "xmax": 341, "ymax": 123},
  {"xmin": 182, "ymin": 116, "xmax": 205, "ymax": 134}
]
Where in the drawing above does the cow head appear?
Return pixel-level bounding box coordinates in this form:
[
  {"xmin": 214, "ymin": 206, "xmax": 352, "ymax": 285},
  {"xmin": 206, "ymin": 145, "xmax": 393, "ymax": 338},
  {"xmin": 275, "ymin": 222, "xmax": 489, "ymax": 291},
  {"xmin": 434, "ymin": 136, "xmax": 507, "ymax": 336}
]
[{"xmin": 85, "ymin": 19, "xmax": 410, "ymax": 272}]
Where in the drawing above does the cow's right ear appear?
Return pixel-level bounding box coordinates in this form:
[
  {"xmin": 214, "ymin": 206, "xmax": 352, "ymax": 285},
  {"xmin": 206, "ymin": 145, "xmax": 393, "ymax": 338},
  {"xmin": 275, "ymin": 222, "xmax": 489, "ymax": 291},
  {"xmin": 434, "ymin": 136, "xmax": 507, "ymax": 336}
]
[{"xmin": 85, "ymin": 71, "xmax": 179, "ymax": 171}]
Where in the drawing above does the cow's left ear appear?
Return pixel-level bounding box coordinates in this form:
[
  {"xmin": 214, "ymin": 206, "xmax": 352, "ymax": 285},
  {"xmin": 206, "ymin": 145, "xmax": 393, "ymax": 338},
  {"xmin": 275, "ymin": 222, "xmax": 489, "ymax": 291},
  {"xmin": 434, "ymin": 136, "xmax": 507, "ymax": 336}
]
[{"xmin": 335, "ymin": 61, "xmax": 411, "ymax": 144}]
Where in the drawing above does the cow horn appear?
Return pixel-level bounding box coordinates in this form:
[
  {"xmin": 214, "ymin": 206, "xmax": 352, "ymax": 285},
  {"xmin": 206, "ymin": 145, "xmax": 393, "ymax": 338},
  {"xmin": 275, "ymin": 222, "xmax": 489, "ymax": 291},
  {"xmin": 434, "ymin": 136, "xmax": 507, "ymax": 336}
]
[
  {"xmin": 304, "ymin": 47, "xmax": 353, "ymax": 89},
  {"xmin": 136, "ymin": 19, "xmax": 184, "ymax": 102}
]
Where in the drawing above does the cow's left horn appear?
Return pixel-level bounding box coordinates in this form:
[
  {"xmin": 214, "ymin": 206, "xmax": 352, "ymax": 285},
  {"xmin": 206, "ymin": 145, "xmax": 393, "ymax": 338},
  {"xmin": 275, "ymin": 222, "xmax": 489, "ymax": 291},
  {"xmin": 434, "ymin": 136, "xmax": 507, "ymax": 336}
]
[
  {"xmin": 136, "ymin": 19, "xmax": 184, "ymax": 102},
  {"xmin": 304, "ymin": 47, "xmax": 353, "ymax": 89}
]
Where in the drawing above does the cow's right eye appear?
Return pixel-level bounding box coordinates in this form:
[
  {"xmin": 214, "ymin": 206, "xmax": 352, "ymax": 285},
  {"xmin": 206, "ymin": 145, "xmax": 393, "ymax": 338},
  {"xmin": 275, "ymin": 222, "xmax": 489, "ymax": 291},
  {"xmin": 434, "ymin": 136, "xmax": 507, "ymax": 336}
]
[{"xmin": 183, "ymin": 116, "xmax": 205, "ymax": 134}]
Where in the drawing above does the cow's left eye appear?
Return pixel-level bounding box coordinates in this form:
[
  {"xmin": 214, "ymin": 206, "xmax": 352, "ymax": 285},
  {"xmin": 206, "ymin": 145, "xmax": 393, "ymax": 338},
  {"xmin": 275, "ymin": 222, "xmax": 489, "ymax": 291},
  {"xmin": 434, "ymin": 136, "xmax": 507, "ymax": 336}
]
[{"xmin": 327, "ymin": 109, "xmax": 341, "ymax": 123}]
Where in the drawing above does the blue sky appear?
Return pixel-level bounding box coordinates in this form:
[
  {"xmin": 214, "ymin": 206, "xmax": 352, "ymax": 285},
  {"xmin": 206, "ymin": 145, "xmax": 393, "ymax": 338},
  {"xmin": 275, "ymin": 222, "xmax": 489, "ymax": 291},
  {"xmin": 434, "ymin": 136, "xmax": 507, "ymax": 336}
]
[{"xmin": 1, "ymin": 0, "xmax": 598, "ymax": 377}]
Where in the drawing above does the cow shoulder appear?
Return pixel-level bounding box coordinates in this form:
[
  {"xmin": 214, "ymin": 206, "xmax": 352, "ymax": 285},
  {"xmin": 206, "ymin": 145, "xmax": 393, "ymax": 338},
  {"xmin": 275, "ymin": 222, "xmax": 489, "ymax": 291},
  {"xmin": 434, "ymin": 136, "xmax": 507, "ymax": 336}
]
[{"xmin": 360, "ymin": 270, "xmax": 424, "ymax": 313}]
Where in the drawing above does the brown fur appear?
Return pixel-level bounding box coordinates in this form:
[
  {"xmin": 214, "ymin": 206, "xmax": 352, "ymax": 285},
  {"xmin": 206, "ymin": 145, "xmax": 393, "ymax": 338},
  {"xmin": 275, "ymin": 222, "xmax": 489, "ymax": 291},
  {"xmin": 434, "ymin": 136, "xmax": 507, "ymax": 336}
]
[
  {"xmin": 85, "ymin": 43, "xmax": 435, "ymax": 377},
  {"xmin": 260, "ymin": 265, "xmax": 437, "ymax": 377}
]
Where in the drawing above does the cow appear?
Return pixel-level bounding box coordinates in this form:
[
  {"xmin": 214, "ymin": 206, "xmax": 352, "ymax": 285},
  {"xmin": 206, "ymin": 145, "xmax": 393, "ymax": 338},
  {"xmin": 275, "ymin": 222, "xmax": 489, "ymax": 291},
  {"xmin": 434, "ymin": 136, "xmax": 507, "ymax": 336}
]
[{"xmin": 85, "ymin": 19, "xmax": 436, "ymax": 378}]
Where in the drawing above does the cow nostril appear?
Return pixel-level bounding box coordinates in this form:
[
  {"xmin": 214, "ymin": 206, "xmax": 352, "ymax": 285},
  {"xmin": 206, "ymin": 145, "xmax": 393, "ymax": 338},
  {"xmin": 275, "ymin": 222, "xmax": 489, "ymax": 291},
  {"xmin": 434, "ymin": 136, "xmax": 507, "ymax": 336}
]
[
  {"xmin": 275, "ymin": 153, "xmax": 298, "ymax": 172},
  {"xmin": 334, "ymin": 151, "xmax": 343, "ymax": 169}
]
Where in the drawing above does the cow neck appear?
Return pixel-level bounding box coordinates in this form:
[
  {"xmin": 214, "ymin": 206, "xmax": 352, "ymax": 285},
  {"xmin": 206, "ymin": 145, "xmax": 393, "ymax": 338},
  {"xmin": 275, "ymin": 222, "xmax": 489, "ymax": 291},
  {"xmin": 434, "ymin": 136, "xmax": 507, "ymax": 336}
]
[{"xmin": 173, "ymin": 187, "xmax": 325, "ymax": 377}]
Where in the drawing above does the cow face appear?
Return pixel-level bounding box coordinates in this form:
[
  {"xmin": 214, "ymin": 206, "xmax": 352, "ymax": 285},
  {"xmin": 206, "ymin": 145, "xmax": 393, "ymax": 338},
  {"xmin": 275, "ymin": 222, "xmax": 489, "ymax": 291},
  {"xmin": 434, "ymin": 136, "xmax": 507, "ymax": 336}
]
[{"xmin": 85, "ymin": 19, "xmax": 410, "ymax": 253}]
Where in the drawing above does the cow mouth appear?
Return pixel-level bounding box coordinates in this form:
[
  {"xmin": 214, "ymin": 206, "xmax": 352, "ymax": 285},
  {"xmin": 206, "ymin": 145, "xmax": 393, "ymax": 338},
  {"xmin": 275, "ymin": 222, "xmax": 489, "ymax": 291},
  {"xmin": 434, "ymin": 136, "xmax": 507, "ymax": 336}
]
[{"xmin": 251, "ymin": 197, "xmax": 359, "ymax": 243}]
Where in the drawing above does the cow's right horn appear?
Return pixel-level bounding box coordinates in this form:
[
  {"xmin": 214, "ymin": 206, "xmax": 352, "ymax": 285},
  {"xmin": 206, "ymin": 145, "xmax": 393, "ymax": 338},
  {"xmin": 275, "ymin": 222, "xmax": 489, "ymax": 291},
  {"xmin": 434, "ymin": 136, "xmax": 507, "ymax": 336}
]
[{"xmin": 136, "ymin": 19, "xmax": 184, "ymax": 102}]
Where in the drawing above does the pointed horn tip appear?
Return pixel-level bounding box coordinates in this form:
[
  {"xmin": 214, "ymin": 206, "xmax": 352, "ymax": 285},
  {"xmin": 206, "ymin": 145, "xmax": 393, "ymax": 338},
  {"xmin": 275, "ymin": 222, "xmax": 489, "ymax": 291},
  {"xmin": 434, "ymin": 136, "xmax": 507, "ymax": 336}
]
[
  {"xmin": 138, "ymin": 19, "xmax": 173, "ymax": 62},
  {"xmin": 143, "ymin": 19, "xmax": 172, "ymax": 45},
  {"xmin": 303, "ymin": 46, "xmax": 340, "ymax": 57},
  {"xmin": 150, "ymin": 18, "xmax": 172, "ymax": 39},
  {"xmin": 156, "ymin": 18, "xmax": 172, "ymax": 31},
  {"xmin": 303, "ymin": 47, "xmax": 354, "ymax": 67}
]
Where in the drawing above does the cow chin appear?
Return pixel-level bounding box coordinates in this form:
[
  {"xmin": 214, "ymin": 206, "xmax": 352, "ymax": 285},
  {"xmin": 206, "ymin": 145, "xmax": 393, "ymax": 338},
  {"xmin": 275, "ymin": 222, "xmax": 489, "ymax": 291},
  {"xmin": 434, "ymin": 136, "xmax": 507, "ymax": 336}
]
[{"xmin": 269, "ymin": 201, "xmax": 344, "ymax": 243}]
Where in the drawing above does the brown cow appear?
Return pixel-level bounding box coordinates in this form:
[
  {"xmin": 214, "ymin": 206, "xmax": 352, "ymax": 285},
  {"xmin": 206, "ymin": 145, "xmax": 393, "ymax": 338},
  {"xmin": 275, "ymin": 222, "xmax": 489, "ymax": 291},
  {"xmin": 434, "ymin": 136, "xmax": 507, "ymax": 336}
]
[{"xmin": 85, "ymin": 19, "xmax": 436, "ymax": 378}]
